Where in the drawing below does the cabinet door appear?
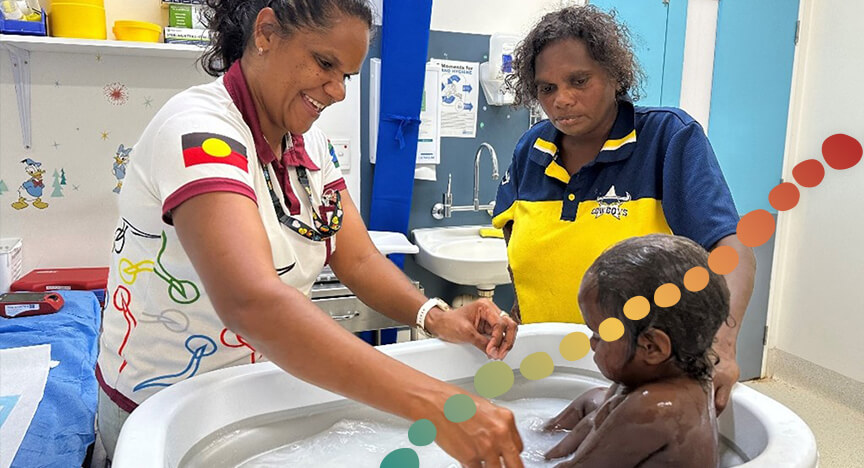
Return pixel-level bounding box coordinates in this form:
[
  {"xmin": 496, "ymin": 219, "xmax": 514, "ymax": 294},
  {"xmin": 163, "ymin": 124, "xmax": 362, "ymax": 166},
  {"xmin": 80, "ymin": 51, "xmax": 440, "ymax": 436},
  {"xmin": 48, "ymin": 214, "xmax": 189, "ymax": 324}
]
[{"xmin": 591, "ymin": 0, "xmax": 688, "ymax": 107}]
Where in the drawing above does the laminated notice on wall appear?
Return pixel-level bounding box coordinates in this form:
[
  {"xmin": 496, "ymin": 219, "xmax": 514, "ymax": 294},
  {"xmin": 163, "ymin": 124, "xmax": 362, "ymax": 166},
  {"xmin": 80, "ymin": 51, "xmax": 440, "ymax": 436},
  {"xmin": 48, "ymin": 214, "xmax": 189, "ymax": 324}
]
[{"xmin": 431, "ymin": 59, "xmax": 479, "ymax": 138}]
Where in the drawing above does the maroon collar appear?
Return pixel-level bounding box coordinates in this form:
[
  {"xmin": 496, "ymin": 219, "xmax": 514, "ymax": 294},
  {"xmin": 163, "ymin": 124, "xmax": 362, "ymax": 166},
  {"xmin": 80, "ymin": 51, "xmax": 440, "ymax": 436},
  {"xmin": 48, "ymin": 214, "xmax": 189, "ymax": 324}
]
[{"xmin": 222, "ymin": 61, "xmax": 319, "ymax": 170}]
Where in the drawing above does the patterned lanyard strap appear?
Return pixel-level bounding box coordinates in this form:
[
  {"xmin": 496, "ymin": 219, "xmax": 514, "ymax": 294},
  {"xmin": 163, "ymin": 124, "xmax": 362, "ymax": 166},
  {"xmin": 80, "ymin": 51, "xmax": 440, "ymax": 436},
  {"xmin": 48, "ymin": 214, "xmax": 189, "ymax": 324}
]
[{"xmin": 261, "ymin": 164, "xmax": 343, "ymax": 241}]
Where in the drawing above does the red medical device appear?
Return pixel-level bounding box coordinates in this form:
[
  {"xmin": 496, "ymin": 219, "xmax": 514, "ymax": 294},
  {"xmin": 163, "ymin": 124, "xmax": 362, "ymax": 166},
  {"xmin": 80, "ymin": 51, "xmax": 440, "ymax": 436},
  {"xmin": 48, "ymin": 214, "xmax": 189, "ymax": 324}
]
[{"xmin": 0, "ymin": 292, "xmax": 65, "ymax": 318}]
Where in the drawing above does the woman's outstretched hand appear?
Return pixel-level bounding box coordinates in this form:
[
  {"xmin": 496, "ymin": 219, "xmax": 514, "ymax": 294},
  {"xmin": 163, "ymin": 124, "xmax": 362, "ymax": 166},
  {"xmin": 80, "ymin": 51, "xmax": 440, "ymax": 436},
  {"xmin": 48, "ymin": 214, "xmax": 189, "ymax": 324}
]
[{"xmin": 431, "ymin": 393, "xmax": 525, "ymax": 467}]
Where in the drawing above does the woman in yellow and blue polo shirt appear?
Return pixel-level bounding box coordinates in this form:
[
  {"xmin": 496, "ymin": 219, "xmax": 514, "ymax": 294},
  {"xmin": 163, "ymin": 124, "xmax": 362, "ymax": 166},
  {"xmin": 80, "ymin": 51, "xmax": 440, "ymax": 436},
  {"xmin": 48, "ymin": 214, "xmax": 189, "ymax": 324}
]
[{"xmin": 493, "ymin": 5, "xmax": 756, "ymax": 413}]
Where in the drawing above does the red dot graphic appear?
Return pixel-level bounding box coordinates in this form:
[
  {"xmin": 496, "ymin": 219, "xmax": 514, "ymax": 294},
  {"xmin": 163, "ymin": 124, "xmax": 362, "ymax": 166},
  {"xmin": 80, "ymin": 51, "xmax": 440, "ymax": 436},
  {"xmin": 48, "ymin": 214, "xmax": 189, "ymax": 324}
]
[
  {"xmin": 822, "ymin": 134, "xmax": 862, "ymax": 170},
  {"xmin": 769, "ymin": 183, "xmax": 800, "ymax": 211},
  {"xmin": 792, "ymin": 159, "xmax": 825, "ymax": 188}
]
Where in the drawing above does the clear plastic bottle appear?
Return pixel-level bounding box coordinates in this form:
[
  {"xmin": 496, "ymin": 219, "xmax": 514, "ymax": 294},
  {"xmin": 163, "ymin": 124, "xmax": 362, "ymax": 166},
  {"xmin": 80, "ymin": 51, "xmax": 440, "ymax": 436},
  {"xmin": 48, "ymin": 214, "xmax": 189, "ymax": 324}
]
[{"xmin": 489, "ymin": 33, "xmax": 521, "ymax": 80}]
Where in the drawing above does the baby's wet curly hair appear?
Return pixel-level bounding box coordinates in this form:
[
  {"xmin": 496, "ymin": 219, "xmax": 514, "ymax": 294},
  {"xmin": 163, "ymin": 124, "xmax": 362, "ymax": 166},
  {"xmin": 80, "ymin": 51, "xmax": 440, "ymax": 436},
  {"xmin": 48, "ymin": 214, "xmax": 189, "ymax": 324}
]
[
  {"xmin": 583, "ymin": 234, "xmax": 731, "ymax": 383},
  {"xmin": 506, "ymin": 5, "xmax": 644, "ymax": 108}
]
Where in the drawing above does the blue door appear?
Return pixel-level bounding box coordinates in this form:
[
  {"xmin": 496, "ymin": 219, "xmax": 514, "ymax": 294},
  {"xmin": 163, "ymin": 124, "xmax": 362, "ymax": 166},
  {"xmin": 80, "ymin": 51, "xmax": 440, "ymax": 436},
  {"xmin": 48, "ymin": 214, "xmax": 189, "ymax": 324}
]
[
  {"xmin": 709, "ymin": 0, "xmax": 800, "ymax": 215},
  {"xmin": 708, "ymin": 0, "xmax": 800, "ymax": 380},
  {"xmin": 591, "ymin": 0, "xmax": 688, "ymax": 107}
]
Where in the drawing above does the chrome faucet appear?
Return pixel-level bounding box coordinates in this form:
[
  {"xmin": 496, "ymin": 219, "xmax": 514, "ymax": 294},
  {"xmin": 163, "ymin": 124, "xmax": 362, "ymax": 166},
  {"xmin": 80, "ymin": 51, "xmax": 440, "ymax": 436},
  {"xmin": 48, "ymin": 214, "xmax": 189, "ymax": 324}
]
[
  {"xmin": 473, "ymin": 142, "xmax": 499, "ymax": 210},
  {"xmin": 432, "ymin": 142, "xmax": 500, "ymax": 219}
]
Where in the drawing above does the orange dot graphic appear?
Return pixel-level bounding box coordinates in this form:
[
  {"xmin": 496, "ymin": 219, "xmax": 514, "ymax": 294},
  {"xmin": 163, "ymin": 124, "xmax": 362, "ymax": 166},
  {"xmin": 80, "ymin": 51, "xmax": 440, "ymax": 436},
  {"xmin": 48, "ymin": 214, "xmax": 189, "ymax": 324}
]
[
  {"xmin": 654, "ymin": 283, "xmax": 681, "ymax": 308},
  {"xmin": 623, "ymin": 296, "xmax": 650, "ymax": 320},
  {"xmin": 822, "ymin": 134, "xmax": 862, "ymax": 170},
  {"xmin": 683, "ymin": 267, "xmax": 709, "ymax": 292},
  {"xmin": 792, "ymin": 159, "xmax": 825, "ymax": 188},
  {"xmin": 599, "ymin": 318, "xmax": 624, "ymax": 342},
  {"xmin": 737, "ymin": 209, "xmax": 776, "ymax": 247},
  {"xmin": 768, "ymin": 182, "xmax": 800, "ymax": 211},
  {"xmin": 708, "ymin": 246, "xmax": 739, "ymax": 275}
]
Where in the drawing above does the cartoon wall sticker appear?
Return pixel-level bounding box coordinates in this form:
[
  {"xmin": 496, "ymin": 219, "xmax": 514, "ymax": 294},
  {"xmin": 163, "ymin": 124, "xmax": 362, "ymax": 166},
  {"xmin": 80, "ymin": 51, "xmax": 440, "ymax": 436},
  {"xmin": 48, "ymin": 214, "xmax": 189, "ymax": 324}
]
[
  {"xmin": 113, "ymin": 144, "xmax": 132, "ymax": 193},
  {"xmin": 11, "ymin": 158, "xmax": 49, "ymax": 210},
  {"xmin": 51, "ymin": 169, "xmax": 64, "ymax": 198},
  {"xmin": 104, "ymin": 82, "xmax": 129, "ymax": 106},
  {"xmin": 0, "ymin": 180, "xmax": 8, "ymax": 195}
]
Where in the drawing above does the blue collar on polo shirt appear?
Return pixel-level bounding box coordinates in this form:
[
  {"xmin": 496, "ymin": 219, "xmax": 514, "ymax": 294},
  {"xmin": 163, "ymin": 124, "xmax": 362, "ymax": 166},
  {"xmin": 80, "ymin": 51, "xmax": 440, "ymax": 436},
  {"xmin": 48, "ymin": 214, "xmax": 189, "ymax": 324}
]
[
  {"xmin": 222, "ymin": 60, "xmax": 320, "ymax": 171},
  {"xmin": 528, "ymin": 99, "xmax": 638, "ymax": 184}
]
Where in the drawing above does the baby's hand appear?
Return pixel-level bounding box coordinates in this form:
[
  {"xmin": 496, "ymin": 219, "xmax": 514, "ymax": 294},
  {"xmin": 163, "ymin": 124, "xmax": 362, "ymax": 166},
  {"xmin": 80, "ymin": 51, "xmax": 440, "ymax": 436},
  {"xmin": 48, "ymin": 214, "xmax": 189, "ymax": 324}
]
[{"xmin": 544, "ymin": 386, "xmax": 608, "ymax": 431}]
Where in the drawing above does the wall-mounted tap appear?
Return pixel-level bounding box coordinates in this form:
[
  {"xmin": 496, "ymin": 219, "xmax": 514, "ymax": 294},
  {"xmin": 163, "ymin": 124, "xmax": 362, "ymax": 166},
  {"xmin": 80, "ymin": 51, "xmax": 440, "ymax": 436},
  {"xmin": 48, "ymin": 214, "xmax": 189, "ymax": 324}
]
[
  {"xmin": 473, "ymin": 142, "xmax": 499, "ymax": 210},
  {"xmin": 432, "ymin": 142, "xmax": 500, "ymax": 220}
]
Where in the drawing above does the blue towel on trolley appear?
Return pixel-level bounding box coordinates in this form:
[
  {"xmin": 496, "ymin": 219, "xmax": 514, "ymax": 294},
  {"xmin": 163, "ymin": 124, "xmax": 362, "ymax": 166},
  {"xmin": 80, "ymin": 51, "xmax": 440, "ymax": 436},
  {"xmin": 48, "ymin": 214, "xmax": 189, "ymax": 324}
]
[{"xmin": 0, "ymin": 291, "xmax": 101, "ymax": 468}]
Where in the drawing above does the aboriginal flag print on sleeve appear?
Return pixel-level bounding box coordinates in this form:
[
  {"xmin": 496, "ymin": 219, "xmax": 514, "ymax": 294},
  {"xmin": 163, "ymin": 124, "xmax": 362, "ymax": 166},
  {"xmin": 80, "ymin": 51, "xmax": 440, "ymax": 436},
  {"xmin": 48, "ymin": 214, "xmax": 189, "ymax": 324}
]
[{"xmin": 182, "ymin": 133, "xmax": 248, "ymax": 172}]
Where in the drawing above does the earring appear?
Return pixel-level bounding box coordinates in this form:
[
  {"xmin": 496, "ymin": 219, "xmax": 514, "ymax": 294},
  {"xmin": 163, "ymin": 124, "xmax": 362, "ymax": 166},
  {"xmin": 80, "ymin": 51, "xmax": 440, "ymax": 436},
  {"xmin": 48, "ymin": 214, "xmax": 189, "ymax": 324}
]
[{"xmin": 257, "ymin": 47, "xmax": 264, "ymax": 56}]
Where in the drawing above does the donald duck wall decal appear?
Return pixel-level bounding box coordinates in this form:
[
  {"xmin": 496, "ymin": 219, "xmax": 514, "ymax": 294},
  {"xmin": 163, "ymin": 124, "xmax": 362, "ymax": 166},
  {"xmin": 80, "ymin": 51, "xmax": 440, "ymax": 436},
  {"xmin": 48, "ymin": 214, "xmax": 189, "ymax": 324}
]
[{"xmin": 11, "ymin": 158, "xmax": 49, "ymax": 210}]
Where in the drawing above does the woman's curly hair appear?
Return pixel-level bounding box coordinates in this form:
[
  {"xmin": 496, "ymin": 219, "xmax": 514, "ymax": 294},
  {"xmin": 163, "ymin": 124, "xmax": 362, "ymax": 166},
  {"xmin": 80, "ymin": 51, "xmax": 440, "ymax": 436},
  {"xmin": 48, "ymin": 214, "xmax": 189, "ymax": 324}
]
[{"xmin": 506, "ymin": 5, "xmax": 644, "ymax": 108}]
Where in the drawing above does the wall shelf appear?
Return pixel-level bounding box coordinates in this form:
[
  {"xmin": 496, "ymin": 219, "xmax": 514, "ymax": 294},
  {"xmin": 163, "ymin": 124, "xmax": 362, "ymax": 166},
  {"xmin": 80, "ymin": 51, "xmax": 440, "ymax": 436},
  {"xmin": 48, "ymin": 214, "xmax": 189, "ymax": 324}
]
[
  {"xmin": 0, "ymin": 34, "xmax": 204, "ymax": 59},
  {"xmin": 1, "ymin": 34, "xmax": 204, "ymax": 148}
]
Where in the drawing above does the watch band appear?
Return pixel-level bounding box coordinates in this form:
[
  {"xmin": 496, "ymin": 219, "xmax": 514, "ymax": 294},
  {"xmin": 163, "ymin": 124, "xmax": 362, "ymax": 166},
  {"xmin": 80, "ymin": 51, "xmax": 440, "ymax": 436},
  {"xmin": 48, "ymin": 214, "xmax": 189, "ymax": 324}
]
[{"xmin": 416, "ymin": 297, "xmax": 450, "ymax": 336}]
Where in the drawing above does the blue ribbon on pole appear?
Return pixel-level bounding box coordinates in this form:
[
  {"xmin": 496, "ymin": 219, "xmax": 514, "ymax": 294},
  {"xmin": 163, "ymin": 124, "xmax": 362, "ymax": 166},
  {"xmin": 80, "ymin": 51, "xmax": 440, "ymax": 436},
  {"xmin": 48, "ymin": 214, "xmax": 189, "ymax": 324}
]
[
  {"xmin": 369, "ymin": 0, "xmax": 434, "ymax": 270},
  {"xmin": 382, "ymin": 114, "xmax": 422, "ymax": 150}
]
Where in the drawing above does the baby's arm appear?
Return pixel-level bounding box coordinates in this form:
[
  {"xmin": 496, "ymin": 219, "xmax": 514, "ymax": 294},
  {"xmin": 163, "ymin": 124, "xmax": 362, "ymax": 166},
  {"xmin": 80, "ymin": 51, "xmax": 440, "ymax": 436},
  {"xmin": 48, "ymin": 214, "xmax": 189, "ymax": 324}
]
[
  {"xmin": 549, "ymin": 390, "xmax": 674, "ymax": 467},
  {"xmin": 542, "ymin": 385, "xmax": 617, "ymax": 460},
  {"xmin": 545, "ymin": 385, "xmax": 615, "ymax": 431}
]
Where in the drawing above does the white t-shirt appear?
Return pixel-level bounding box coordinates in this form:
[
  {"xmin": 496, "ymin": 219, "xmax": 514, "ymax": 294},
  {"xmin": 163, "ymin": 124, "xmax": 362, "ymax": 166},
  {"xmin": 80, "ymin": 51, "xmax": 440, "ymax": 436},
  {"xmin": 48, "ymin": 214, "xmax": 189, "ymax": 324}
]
[{"xmin": 98, "ymin": 72, "xmax": 346, "ymax": 408}]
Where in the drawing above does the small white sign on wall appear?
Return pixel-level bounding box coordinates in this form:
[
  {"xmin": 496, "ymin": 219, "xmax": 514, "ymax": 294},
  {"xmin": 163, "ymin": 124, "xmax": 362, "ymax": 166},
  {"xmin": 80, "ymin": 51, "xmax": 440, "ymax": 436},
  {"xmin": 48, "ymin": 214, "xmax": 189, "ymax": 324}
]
[{"xmin": 416, "ymin": 62, "xmax": 441, "ymax": 164}]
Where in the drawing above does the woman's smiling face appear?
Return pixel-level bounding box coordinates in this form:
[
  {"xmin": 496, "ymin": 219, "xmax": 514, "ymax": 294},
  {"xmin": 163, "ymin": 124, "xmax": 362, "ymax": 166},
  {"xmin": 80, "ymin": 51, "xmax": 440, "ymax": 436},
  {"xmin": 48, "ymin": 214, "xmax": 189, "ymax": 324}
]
[{"xmin": 257, "ymin": 13, "xmax": 369, "ymax": 135}]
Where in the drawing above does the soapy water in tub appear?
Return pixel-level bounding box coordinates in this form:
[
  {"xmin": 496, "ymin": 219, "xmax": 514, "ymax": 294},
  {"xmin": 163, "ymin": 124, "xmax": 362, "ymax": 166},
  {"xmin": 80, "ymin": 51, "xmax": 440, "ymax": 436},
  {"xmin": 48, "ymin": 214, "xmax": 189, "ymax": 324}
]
[{"xmin": 237, "ymin": 397, "xmax": 748, "ymax": 467}]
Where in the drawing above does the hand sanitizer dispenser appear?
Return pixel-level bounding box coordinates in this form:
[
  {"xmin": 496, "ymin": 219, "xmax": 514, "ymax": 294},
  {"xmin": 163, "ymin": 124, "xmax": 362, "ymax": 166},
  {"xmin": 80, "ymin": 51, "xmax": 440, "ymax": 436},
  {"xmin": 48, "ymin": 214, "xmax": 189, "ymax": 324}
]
[{"xmin": 480, "ymin": 33, "xmax": 520, "ymax": 106}]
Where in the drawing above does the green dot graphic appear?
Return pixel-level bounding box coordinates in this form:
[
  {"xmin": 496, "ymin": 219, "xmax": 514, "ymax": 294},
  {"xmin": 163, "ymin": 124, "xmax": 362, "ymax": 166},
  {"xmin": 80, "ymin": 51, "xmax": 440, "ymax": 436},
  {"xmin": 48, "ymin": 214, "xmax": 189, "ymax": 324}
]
[
  {"xmin": 444, "ymin": 394, "xmax": 477, "ymax": 423},
  {"xmin": 520, "ymin": 352, "xmax": 554, "ymax": 380},
  {"xmin": 408, "ymin": 419, "xmax": 436, "ymax": 446},
  {"xmin": 474, "ymin": 361, "xmax": 515, "ymax": 398},
  {"xmin": 380, "ymin": 448, "xmax": 419, "ymax": 468}
]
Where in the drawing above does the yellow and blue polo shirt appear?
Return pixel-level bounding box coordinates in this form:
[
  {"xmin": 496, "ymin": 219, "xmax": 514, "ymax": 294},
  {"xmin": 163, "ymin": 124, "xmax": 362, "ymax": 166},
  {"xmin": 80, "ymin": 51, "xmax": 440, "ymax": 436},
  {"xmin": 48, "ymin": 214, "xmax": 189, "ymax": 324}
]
[{"xmin": 493, "ymin": 100, "xmax": 739, "ymax": 324}]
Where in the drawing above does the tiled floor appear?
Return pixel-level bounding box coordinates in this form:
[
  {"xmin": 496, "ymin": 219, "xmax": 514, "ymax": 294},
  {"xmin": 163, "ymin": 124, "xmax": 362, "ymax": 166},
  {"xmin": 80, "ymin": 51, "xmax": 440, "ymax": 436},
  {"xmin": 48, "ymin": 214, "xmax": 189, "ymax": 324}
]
[{"xmin": 745, "ymin": 378, "xmax": 864, "ymax": 468}]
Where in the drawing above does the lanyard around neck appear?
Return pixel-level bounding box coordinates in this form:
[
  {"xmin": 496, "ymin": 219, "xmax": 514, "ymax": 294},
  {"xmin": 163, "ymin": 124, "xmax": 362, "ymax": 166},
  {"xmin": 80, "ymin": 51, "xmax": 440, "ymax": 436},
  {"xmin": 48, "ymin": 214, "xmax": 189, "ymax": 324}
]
[{"xmin": 260, "ymin": 163, "xmax": 343, "ymax": 241}]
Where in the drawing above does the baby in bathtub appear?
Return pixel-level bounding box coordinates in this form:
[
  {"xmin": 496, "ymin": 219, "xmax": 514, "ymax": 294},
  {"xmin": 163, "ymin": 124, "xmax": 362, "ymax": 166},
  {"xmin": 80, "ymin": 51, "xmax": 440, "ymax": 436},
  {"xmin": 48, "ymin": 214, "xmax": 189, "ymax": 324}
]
[{"xmin": 544, "ymin": 234, "xmax": 729, "ymax": 467}]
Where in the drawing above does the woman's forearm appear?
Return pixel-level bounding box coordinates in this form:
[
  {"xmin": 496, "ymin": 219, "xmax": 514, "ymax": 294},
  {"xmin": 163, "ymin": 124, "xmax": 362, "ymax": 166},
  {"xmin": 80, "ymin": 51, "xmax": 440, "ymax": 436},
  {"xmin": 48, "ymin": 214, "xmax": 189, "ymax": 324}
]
[
  {"xmin": 333, "ymin": 249, "xmax": 429, "ymax": 326},
  {"xmin": 712, "ymin": 234, "xmax": 756, "ymax": 355},
  {"xmin": 227, "ymin": 281, "xmax": 449, "ymax": 422}
]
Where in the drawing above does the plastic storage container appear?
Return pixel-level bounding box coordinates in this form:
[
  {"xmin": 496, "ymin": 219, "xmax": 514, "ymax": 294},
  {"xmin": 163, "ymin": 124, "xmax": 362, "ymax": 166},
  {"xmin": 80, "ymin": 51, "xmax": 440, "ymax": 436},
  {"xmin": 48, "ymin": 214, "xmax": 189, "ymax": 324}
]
[
  {"xmin": 0, "ymin": 238, "xmax": 23, "ymax": 294},
  {"xmin": 11, "ymin": 267, "xmax": 109, "ymax": 307},
  {"xmin": 0, "ymin": 8, "xmax": 47, "ymax": 35},
  {"xmin": 113, "ymin": 20, "xmax": 161, "ymax": 42},
  {"xmin": 49, "ymin": 1, "xmax": 107, "ymax": 40}
]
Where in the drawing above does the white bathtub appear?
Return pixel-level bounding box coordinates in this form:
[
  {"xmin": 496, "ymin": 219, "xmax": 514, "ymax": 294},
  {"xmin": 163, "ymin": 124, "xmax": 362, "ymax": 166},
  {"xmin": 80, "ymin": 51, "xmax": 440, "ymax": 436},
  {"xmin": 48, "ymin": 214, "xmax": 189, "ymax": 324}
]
[{"xmin": 112, "ymin": 323, "xmax": 818, "ymax": 467}]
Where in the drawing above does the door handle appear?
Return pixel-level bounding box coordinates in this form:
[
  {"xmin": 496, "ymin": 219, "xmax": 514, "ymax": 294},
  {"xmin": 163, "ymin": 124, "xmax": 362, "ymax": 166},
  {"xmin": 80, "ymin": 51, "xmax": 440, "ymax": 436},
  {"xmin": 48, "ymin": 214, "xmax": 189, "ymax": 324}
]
[{"xmin": 332, "ymin": 311, "xmax": 361, "ymax": 321}]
